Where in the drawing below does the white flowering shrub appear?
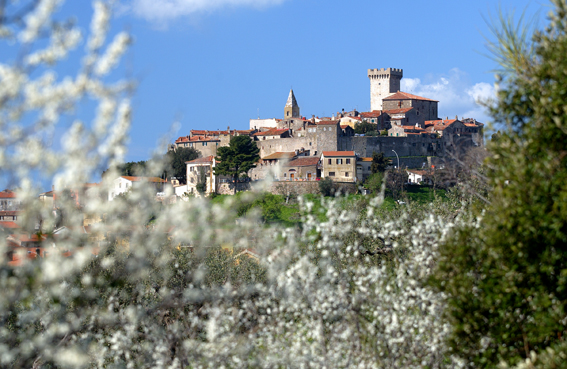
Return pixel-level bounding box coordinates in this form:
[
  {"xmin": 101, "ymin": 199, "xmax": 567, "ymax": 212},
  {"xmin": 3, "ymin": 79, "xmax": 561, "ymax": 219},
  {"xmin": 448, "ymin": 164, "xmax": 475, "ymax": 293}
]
[{"xmin": 0, "ymin": 1, "xmax": 476, "ymax": 368}]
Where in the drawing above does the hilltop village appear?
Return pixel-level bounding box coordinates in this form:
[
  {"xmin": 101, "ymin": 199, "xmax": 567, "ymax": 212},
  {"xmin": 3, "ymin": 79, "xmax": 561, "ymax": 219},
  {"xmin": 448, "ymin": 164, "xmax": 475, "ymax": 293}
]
[
  {"xmin": 174, "ymin": 67, "xmax": 484, "ymax": 195},
  {"xmin": 0, "ymin": 67, "xmax": 485, "ymax": 264}
]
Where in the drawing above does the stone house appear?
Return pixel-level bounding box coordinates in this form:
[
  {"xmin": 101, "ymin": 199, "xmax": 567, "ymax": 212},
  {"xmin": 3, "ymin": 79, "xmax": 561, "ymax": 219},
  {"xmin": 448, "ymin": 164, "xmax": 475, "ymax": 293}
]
[
  {"xmin": 383, "ymin": 107, "xmax": 420, "ymax": 127},
  {"xmin": 382, "ymin": 91, "xmax": 438, "ymax": 123},
  {"xmin": 388, "ymin": 124, "xmax": 426, "ymax": 137},
  {"xmin": 175, "ymin": 135, "xmax": 221, "ymax": 157},
  {"xmin": 321, "ymin": 151, "xmax": 357, "ymax": 182},
  {"xmin": 252, "ymin": 128, "xmax": 290, "ymax": 141},
  {"xmin": 281, "ymin": 157, "xmax": 320, "ymax": 181}
]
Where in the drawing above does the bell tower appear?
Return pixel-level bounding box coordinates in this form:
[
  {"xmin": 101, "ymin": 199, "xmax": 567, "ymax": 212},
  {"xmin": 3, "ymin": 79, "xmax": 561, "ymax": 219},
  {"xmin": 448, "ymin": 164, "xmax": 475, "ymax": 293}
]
[{"xmin": 284, "ymin": 89, "xmax": 300, "ymax": 118}]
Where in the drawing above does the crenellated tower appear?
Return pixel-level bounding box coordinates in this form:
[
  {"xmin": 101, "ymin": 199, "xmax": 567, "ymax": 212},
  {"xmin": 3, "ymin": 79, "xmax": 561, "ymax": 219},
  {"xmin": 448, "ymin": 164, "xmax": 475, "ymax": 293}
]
[
  {"xmin": 368, "ymin": 68, "xmax": 403, "ymax": 111},
  {"xmin": 284, "ymin": 89, "xmax": 300, "ymax": 118}
]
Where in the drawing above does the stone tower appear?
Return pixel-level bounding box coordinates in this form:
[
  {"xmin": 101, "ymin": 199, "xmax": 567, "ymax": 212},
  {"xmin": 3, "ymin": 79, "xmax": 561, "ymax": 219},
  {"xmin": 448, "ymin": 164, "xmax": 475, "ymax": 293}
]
[
  {"xmin": 284, "ymin": 89, "xmax": 300, "ymax": 118},
  {"xmin": 368, "ymin": 68, "xmax": 403, "ymax": 111}
]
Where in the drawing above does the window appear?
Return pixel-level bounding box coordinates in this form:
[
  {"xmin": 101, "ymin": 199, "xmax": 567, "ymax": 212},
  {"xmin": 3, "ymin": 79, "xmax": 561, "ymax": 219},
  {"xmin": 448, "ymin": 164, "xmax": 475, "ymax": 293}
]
[
  {"xmin": 345, "ymin": 172, "xmax": 349, "ymax": 177},
  {"xmin": 203, "ymin": 142, "xmax": 207, "ymax": 146},
  {"xmin": 329, "ymin": 172, "xmax": 335, "ymax": 176},
  {"xmin": 328, "ymin": 159, "xmax": 332, "ymax": 165},
  {"xmin": 190, "ymin": 143, "xmax": 193, "ymax": 147},
  {"xmin": 336, "ymin": 159, "xmax": 343, "ymax": 165},
  {"xmin": 346, "ymin": 158, "xmax": 351, "ymax": 164}
]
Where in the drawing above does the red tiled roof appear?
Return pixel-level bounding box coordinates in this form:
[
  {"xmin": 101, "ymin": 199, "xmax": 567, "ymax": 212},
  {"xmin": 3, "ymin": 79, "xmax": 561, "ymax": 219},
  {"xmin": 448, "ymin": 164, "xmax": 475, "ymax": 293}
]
[
  {"xmin": 0, "ymin": 190, "xmax": 16, "ymax": 198},
  {"xmin": 120, "ymin": 176, "xmax": 167, "ymax": 183},
  {"xmin": 9, "ymin": 233, "xmax": 47, "ymax": 242},
  {"xmin": 252, "ymin": 128, "xmax": 288, "ymax": 137},
  {"xmin": 425, "ymin": 119, "xmax": 458, "ymax": 126},
  {"xmin": 383, "ymin": 107, "xmax": 414, "ymax": 115},
  {"xmin": 317, "ymin": 120, "xmax": 339, "ymax": 126},
  {"xmin": 176, "ymin": 135, "xmax": 220, "ymax": 143},
  {"xmin": 400, "ymin": 125, "xmax": 425, "ymax": 131},
  {"xmin": 285, "ymin": 157, "xmax": 320, "ymax": 167},
  {"xmin": 383, "ymin": 91, "xmax": 438, "ymax": 102},
  {"xmin": 262, "ymin": 152, "xmax": 296, "ymax": 160},
  {"xmin": 0, "ymin": 221, "xmax": 19, "ymax": 229},
  {"xmin": 322, "ymin": 151, "xmax": 355, "ymax": 157},
  {"xmin": 340, "ymin": 125, "xmax": 350, "ymax": 129},
  {"xmin": 186, "ymin": 156, "xmax": 214, "ymax": 164},
  {"xmin": 359, "ymin": 157, "xmax": 373, "ymax": 162},
  {"xmin": 360, "ymin": 111, "xmax": 383, "ymax": 118}
]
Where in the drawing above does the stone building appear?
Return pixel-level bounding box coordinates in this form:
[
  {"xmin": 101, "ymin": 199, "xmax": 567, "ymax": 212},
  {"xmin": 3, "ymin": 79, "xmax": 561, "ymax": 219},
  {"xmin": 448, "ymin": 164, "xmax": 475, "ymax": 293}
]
[
  {"xmin": 382, "ymin": 91, "xmax": 438, "ymax": 126},
  {"xmin": 281, "ymin": 157, "xmax": 320, "ymax": 181},
  {"xmin": 185, "ymin": 156, "xmax": 217, "ymax": 197},
  {"xmin": 172, "ymin": 67, "xmax": 485, "ymax": 190},
  {"xmin": 321, "ymin": 151, "xmax": 357, "ymax": 182},
  {"xmin": 368, "ymin": 68, "xmax": 403, "ymax": 111}
]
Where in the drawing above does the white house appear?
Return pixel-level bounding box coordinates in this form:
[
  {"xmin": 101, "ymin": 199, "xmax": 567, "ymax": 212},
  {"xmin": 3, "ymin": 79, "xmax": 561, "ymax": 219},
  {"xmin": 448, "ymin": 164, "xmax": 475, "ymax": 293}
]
[
  {"xmin": 186, "ymin": 156, "xmax": 217, "ymax": 197},
  {"xmin": 407, "ymin": 170, "xmax": 430, "ymax": 185},
  {"xmin": 108, "ymin": 176, "xmax": 167, "ymax": 201}
]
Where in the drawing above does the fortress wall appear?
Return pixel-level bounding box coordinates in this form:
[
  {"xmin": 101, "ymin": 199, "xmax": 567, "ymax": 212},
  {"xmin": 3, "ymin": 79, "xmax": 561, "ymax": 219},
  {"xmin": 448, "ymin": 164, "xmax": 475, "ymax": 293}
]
[
  {"xmin": 344, "ymin": 136, "xmax": 442, "ymax": 158},
  {"xmin": 256, "ymin": 137, "xmax": 315, "ymax": 158}
]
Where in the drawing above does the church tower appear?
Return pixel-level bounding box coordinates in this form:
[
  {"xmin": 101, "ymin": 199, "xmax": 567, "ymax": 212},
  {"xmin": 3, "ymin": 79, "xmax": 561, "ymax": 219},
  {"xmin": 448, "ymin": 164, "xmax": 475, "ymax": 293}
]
[
  {"xmin": 368, "ymin": 68, "xmax": 403, "ymax": 111},
  {"xmin": 284, "ymin": 89, "xmax": 300, "ymax": 118}
]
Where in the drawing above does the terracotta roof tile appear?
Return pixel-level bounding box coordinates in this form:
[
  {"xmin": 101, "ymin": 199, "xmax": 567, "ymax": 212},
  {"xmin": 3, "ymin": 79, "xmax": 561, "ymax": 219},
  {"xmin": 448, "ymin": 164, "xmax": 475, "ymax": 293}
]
[
  {"xmin": 0, "ymin": 190, "xmax": 17, "ymax": 199},
  {"xmin": 383, "ymin": 91, "xmax": 438, "ymax": 102},
  {"xmin": 262, "ymin": 152, "xmax": 296, "ymax": 160},
  {"xmin": 360, "ymin": 110, "xmax": 383, "ymax": 118},
  {"xmin": 383, "ymin": 107, "xmax": 414, "ymax": 114},
  {"xmin": 186, "ymin": 156, "xmax": 214, "ymax": 164},
  {"xmin": 252, "ymin": 128, "xmax": 288, "ymax": 137},
  {"xmin": 322, "ymin": 151, "xmax": 355, "ymax": 157},
  {"xmin": 285, "ymin": 157, "xmax": 320, "ymax": 167},
  {"xmin": 120, "ymin": 176, "xmax": 167, "ymax": 183},
  {"xmin": 316, "ymin": 120, "xmax": 340, "ymax": 125},
  {"xmin": 0, "ymin": 221, "xmax": 19, "ymax": 229}
]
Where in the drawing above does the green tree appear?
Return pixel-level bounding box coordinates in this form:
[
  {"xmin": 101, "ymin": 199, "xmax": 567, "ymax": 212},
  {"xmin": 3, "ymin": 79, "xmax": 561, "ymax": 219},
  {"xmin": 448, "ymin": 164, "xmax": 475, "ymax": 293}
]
[
  {"xmin": 433, "ymin": 1, "xmax": 567, "ymax": 366},
  {"xmin": 166, "ymin": 147, "xmax": 199, "ymax": 184},
  {"xmin": 354, "ymin": 121, "xmax": 378, "ymax": 135},
  {"xmin": 318, "ymin": 177, "xmax": 335, "ymax": 196},
  {"xmin": 195, "ymin": 166, "xmax": 207, "ymax": 195},
  {"xmin": 214, "ymin": 135, "xmax": 260, "ymax": 194},
  {"xmin": 364, "ymin": 172, "xmax": 384, "ymax": 195},
  {"xmin": 370, "ymin": 152, "xmax": 390, "ymax": 174},
  {"xmin": 102, "ymin": 160, "xmax": 148, "ymax": 177}
]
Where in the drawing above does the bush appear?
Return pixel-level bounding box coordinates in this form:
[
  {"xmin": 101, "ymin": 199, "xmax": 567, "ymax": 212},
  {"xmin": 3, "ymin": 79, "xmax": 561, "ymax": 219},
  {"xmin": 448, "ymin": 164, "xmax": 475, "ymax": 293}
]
[{"xmin": 318, "ymin": 177, "xmax": 335, "ymax": 196}]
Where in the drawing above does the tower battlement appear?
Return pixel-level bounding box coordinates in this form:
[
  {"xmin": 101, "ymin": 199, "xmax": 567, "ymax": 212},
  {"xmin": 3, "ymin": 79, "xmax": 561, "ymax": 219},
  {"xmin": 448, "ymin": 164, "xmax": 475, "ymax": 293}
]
[
  {"xmin": 368, "ymin": 67, "xmax": 403, "ymax": 110},
  {"xmin": 367, "ymin": 68, "xmax": 403, "ymax": 78}
]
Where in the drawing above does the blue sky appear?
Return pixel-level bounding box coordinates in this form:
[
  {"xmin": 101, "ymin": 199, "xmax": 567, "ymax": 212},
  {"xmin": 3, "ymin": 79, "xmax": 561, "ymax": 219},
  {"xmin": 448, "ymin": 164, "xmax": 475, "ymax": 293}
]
[
  {"xmin": 111, "ymin": 0, "xmax": 548, "ymax": 162},
  {"xmin": 4, "ymin": 0, "xmax": 552, "ymax": 183}
]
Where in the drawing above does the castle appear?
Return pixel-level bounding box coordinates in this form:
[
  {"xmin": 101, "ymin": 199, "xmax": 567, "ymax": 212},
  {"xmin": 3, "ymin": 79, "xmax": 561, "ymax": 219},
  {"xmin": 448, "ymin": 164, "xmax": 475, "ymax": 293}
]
[{"xmin": 174, "ymin": 67, "xmax": 484, "ymax": 188}]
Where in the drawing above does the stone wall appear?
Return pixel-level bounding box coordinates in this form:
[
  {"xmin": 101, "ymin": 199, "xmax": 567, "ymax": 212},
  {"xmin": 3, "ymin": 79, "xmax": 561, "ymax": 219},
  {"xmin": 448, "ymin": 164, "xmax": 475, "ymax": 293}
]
[
  {"xmin": 217, "ymin": 182, "xmax": 252, "ymax": 195},
  {"xmin": 270, "ymin": 181, "xmax": 357, "ymax": 196},
  {"xmin": 345, "ymin": 136, "xmax": 441, "ymax": 157}
]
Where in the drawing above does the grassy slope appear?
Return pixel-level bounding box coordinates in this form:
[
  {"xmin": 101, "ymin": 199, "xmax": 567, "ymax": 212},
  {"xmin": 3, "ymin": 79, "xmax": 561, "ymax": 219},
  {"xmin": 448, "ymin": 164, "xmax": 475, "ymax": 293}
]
[{"xmin": 208, "ymin": 186, "xmax": 446, "ymax": 227}]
